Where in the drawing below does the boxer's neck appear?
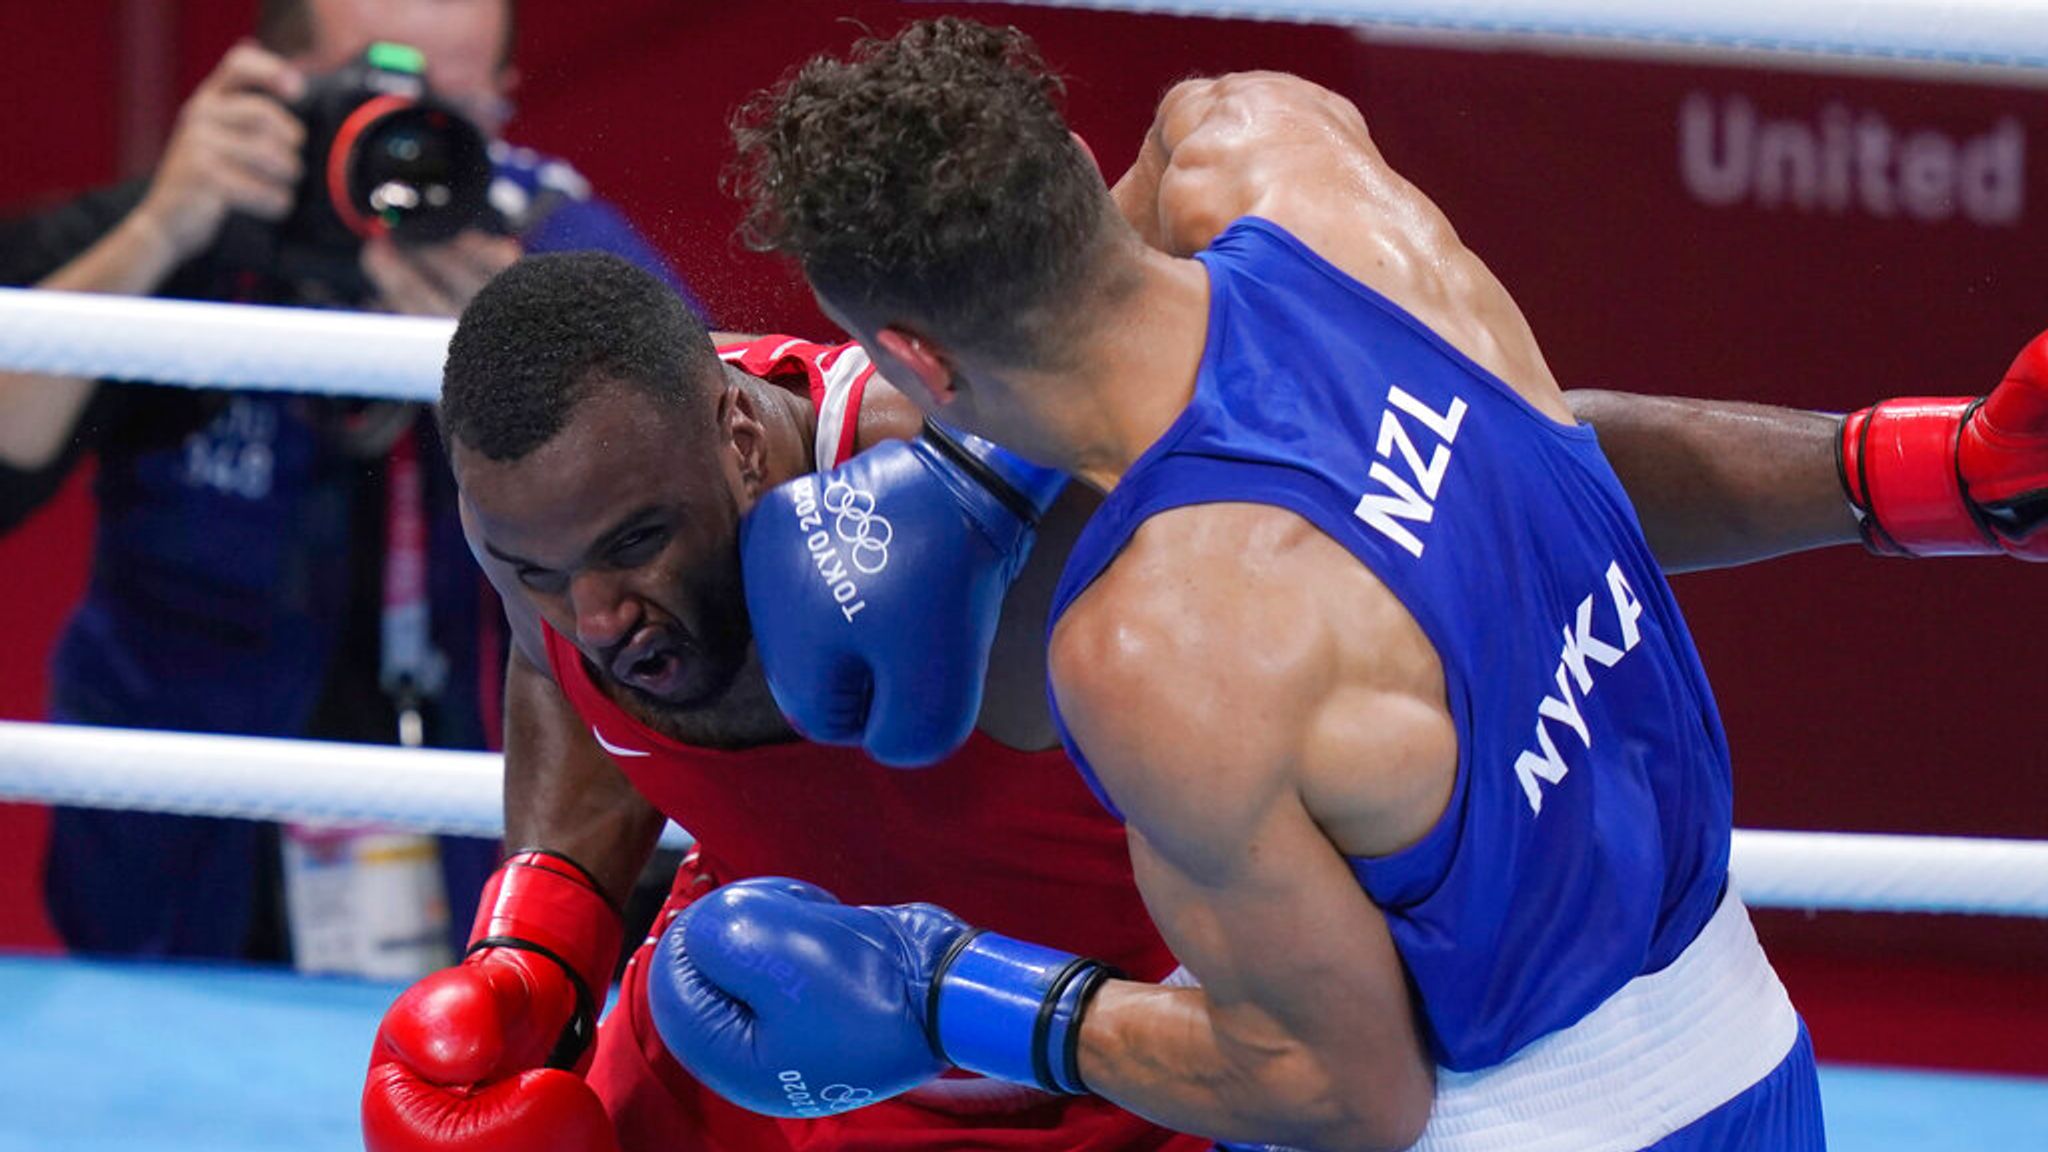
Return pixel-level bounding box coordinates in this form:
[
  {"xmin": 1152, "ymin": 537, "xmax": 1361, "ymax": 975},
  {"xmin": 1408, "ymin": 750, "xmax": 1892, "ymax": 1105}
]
[
  {"xmin": 1025, "ymin": 245, "xmax": 1211, "ymax": 493},
  {"xmin": 730, "ymin": 364, "xmax": 821, "ymax": 482}
]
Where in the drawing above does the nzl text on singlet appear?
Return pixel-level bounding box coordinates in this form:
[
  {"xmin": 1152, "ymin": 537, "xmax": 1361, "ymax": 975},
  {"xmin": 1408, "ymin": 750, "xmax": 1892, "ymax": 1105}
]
[{"xmin": 1047, "ymin": 217, "xmax": 1735, "ymax": 1070}]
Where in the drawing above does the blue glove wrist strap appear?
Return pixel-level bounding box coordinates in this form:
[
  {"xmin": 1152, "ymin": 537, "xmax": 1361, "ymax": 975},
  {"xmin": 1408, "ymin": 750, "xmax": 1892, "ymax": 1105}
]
[
  {"xmin": 923, "ymin": 419, "xmax": 1068, "ymax": 522},
  {"xmin": 929, "ymin": 930, "xmax": 1113, "ymax": 1095}
]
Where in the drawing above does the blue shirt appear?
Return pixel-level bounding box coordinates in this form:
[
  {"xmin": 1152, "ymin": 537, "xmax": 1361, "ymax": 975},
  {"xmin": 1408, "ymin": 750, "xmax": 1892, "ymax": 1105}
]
[{"xmin": 1048, "ymin": 217, "xmax": 1733, "ymax": 1071}]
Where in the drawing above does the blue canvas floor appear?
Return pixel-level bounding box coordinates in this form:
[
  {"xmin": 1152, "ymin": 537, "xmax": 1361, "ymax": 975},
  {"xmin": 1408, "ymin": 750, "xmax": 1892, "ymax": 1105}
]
[{"xmin": 0, "ymin": 954, "xmax": 2044, "ymax": 1150}]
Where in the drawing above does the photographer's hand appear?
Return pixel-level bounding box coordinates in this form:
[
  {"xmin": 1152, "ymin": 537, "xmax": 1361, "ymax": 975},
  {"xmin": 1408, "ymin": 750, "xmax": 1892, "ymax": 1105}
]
[
  {"xmin": 1, "ymin": 43, "xmax": 305, "ymax": 469},
  {"xmin": 133, "ymin": 42, "xmax": 306, "ymax": 262},
  {"xmin": 362, "ymin": 231, "xmax": 521, "ymax": 317}
]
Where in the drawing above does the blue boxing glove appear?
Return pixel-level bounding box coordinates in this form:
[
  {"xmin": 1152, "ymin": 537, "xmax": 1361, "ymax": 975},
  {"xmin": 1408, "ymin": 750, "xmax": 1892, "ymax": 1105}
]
[
  {"xmin": 645, "ymin": 878, "xmax": 1113, "ymax": 1119},
  {"xmin": 740, "ymin": 421, "xmax": 1065, "ymax": 767}
]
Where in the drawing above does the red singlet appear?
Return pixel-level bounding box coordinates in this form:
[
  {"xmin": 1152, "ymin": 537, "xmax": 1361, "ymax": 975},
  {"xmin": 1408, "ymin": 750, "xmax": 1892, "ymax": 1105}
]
[{"xmin": 565, "ymin": 336, "xmax": 1201, "ymax": 1152}]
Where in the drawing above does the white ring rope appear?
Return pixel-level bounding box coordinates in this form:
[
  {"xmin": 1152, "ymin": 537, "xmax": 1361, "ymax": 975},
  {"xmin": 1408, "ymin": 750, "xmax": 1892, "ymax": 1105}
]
[
  {"xmin": 1, "ymin": 719, "xmax": 2042, "ymax": 916},
  {"xmin": 0, "ymin": 288, "xmax": 450, "ymax": 402},
  {"xmin": 0, "ymin": 721, "xmax": 695, "ymax": 851},
  {"xmin": 1732, "ymin": 829, "xmax": 2048, "ymax": 917},
  {"xmin": 991, "ymin": 0, "xmax": 2048, "ymax": 70}
]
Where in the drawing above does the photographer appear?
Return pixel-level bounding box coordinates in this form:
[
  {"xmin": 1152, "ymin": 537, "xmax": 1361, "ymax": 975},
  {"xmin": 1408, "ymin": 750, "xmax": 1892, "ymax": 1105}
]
[{"xmin": 0, "ymin": 0, "xmax": 691, "ymax": 962}]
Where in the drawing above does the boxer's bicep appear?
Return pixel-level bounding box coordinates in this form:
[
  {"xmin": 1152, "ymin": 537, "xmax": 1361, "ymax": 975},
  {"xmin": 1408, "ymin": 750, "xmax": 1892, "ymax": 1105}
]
[
  {"xmin": 1058, "ymin": 669, "xmax": 1434, "ymax": 1150},
  {"xmin": 1109, "ymin": 791, "xmax": 1433, "ymax": 1151},
  {"xmin": 1051, "ymin": 531, "xmax": 1434, "ymax": 1149},
  {"xmin": 1568, "ymin": 389, "xmax": 1858, "ymax": 572}
]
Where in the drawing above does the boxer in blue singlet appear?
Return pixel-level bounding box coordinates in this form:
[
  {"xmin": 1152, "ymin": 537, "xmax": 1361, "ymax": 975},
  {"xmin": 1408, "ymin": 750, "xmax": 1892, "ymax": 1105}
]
[
  {"xmin": 693, "ymin": 21, "xmax": 1824, "ymax": 1150},
  {"xmin": 645, "ymin": 19, "xmax": 2047, "ymax": 1151}
]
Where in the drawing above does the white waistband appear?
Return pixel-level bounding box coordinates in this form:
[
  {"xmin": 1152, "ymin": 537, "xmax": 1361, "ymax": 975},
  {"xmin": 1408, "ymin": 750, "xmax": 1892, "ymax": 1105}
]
[{"xmin": 1414, "ymin": 893, "xmax": 1799, "ymax": 1152}]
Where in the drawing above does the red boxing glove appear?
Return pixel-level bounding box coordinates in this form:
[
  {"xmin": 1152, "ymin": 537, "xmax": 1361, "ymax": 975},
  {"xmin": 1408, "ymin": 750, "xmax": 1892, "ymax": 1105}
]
[
  {"xmin": 1840, "ymin": 328, "xmax": 2048, "ymax": 560},
  {"xmin": 363, "ymin": 850, "xmax": 625, "ymax": 1152}
]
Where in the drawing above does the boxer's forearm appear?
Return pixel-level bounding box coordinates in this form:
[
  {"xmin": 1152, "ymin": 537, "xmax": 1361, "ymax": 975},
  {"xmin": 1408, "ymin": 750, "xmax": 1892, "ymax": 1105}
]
[
  {"xmin": 501, "ymin": 645, "xmax": 665, "ymax": 909},
  {"xmin": 1078, "ymin": 980, "xmax": 1422, "ymax": 1152},
  {"xmin": 1568, "ymin": 390, "xmax": 1858, "ymax": 574}
]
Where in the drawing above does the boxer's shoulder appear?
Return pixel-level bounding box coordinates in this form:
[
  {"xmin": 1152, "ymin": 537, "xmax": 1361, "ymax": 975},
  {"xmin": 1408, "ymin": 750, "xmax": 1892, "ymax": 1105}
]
[
  {"xmin": 1146, "ymin": 72, "xmax": 1368, "ymax": 256},
  {"xmin": 1052, "ymin": 500, "xmax": 1451, "ymax": 859},
  {"xmin": 713, "ymin": 333, "xmax": 852, "ymax": 383},
  {"xmin": 1153, "ymin": 75, "xmax": 1553, "ymax": 405},
  {"xmin": 1155, "ymin": 71, "xmax": 1362, "ymax": 161},
  {"xmin": 1050, "ymin": 506, "xmax": 1330, "ymax": 809},
  {"xmin": 711, "ymin": 335, "xmax": 916, "ymax": 465}
]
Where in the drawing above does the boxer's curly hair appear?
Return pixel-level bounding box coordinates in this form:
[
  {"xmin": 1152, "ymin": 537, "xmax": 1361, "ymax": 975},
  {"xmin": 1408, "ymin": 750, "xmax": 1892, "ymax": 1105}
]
[
  {"xmin": 728, "ymin": 18, "xmax": 1112, "ymax": 367},
  {"xmin": 440, "ymin": 251, "xmax": 719, "ymax": 461}
]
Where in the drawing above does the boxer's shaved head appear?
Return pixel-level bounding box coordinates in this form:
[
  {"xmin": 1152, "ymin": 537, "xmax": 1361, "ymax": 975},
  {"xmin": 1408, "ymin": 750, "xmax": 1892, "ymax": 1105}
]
[
  {"xmin": 445, "ymin": 252, "xmax": 782, "ymax": 741},
  {"xmin": 441, "ymin": 251, "xmax": 721, "ymax": 461}
]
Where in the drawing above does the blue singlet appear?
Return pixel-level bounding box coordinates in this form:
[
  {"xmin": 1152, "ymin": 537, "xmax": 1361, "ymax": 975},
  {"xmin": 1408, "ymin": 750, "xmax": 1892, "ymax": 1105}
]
[{"xmin": 1047, "ymin": 217, "xmax": 1822, "ymax": 1150}]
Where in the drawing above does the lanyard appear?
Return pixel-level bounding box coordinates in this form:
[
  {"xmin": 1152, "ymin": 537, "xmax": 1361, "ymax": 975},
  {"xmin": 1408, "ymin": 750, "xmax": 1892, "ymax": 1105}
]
[{"xmin": 380, "ymin": 423, "xmax": 447, "ymax": 746}]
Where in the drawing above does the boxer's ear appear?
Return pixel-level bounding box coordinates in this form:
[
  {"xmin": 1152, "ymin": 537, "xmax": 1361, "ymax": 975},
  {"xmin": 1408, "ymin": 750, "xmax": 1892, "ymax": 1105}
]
[
  {"xmin": 874, "ymin": 326, "xmax": 959, "ymax": 408},
  {"xmin": 719, "ymin": 384, "xmax": 769, "ymax": 498}
]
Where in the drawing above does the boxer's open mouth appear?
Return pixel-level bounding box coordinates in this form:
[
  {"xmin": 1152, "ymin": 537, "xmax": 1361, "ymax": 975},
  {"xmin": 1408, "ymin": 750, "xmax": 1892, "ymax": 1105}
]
[
  {"xmin": 631, "ymin": 651, "xmax": 676, "ymax": 683},
  {"xmin": 612, "ymin": 627, "xmax": 691, "ymax": 698}
]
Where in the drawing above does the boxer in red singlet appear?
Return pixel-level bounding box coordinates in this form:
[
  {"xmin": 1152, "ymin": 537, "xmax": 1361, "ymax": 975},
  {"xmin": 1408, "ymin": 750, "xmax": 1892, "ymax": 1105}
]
[{"xmin": 359, "ymin": 252, "xmax": 1201, "ymax": 1152}]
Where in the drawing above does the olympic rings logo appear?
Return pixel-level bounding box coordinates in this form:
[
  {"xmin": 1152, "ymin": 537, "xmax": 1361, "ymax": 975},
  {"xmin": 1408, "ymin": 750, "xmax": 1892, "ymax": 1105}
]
[
  {"xmin": 819, "ymin": 1083, "xmax": 874, "ymax": 1109},
  {"xmin": 822, "ymin": 478, "xmax": 892, "ymax": 575}
]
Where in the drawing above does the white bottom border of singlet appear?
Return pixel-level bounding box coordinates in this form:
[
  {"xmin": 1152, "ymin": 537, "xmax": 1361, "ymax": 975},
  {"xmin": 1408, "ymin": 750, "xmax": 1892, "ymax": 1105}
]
[
  {"xmin": 1412, "ymin": 892, "xmax": 1799, "ymax": 1152},
  {"xmin": 1178, "ymin": 892, "xmax": 1799, "ymax": 1152}
]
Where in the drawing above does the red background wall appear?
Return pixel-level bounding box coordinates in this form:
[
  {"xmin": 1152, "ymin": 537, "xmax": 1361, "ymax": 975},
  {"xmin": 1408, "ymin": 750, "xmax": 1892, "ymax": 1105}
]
[{"xmin": 1, "ymin": 1, "xmax": 2043, "ymax": 1073}]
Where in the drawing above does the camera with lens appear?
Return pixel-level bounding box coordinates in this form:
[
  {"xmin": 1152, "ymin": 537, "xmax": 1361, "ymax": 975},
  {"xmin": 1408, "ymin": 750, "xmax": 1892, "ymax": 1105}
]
[{"xmin": 221, "ymin": 42, "xmax": 497, "ymax": 303}]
